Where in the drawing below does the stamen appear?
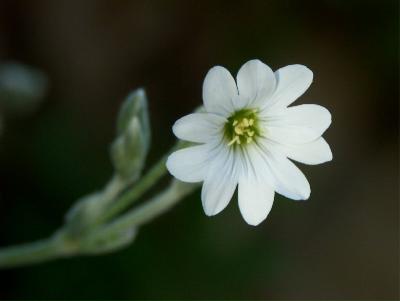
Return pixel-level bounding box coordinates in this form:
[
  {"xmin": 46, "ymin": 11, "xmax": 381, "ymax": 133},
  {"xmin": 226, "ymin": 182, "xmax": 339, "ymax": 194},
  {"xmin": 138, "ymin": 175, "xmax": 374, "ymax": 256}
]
[
  {"xmin": 234, "ymin": 126, "xmax": 243, "ymax": 135},
  {"xmin": 225, "ymin": 108, "xmax": 259, "ymax": 147},
  {"xmin": 228, "ymin": 135, "xmax": 240, "ymax": 146}
]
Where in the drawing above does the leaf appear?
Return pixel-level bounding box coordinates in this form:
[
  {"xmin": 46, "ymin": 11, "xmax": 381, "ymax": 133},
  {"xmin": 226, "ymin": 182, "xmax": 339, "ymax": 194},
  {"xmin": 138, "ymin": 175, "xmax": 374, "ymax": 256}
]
[{"xmin": 64, "ymin": 193, "xmax": 105, "ymax": 236}]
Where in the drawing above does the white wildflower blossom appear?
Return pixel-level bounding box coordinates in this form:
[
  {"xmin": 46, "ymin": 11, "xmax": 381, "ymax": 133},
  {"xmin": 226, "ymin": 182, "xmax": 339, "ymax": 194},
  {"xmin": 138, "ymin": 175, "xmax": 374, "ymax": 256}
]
[{"xmin": 166, "ymin": 59, "xmax": 332, "ymax": 225}]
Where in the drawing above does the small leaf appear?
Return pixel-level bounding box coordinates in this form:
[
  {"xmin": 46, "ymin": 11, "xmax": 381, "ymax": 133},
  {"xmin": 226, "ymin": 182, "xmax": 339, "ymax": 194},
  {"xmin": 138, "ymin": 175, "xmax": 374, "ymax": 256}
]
[{"xmin": 64, "ymin": 193, "xmax": 105, "ymax": 236}]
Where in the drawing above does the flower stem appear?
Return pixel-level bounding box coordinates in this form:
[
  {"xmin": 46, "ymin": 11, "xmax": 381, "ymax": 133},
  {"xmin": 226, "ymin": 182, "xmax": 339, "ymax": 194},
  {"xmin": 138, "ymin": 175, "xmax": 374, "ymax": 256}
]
[
  {"xmin": 0, "ymin": 232, "xmax": 69, "ymax": 268},
  {"xmin": 0, "ymin": 144, "xmax": 194, "ymax": 268},
  {"xmin": 97, "ymin": 153, "xmax": 169, "ymax": 224},
  {"xmin": 91, "ymin": 180, "xmax": 198, "ymax": 241}
]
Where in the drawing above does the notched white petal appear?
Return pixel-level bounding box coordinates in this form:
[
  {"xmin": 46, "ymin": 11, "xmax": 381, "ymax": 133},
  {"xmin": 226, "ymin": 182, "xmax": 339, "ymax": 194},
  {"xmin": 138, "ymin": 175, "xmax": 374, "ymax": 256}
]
[
  {"xmin": 268, "ymin": 64, "xmax": 313, "ymax": 109},
  {"xmin": 265, "ymin": 104, "xmax": 332, "ymax": 144},
  {"xmin": 281, "ymin": 137, "xmax": 333, "ymax": 165},
  {"xmin": 201, "ymin": 148, "xmax": 238, "ymax": 216},
  {"xmin": 237, "ymin": 59, "xmax": 276, "ymax": 108},
  {"xmin": 172, "ymin": 113, "xmax": 226, "ymax": 143},
  {"xmin": 257, "ymin": 142, "xmax": 311, "ymax": 200},
  {"xmin": 265, "ymin": 125, "xmax": 321, "ymax": 145},
  {"xmin": 202, "ymin": 66, "xmax": 238, "ymax": 116},
  {"xmin": 238, "ymin": 174, "xmax": 275, "ymax": 226},
  {"xmin": 285, "ymin": 104, "xmax": 331, "ymax": 134},
  {"xmin": 166, "ymin": 144, "xmax": 212, "ymax": 183}
]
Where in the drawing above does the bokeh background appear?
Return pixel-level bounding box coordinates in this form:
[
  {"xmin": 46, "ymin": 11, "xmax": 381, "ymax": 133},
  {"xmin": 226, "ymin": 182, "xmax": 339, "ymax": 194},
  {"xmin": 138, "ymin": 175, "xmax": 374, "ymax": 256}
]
[{"xmin": 0, "ymin": 0, "xmax": 398, "ymax": 299}]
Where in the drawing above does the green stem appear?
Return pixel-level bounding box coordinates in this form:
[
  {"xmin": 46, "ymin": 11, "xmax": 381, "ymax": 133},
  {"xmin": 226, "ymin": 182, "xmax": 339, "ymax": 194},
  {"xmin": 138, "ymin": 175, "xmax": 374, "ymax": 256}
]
[
  {"xmin": 0, "ymin": 234, "xmax": 66, "ymax": 268},
  {"xmin": 97, "ymin": 153, "xmax": 169, "ymax": 224},
  {"xmin": 0, "ymin": 142, "xmax": 192, "ymax": 268},
  {"xmin": 92, "ymin": 180, "xmax": 198, "ymax": 240},
  {"xmin": 97, "ymin": 140, "xmax": 189, "ymax": 224}
]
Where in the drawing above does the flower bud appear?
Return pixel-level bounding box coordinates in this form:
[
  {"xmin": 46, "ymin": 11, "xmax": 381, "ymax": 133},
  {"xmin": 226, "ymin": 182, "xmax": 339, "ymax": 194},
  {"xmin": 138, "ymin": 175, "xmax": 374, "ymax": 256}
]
[
  {"xmin": 111, "ymin": 117, "xmax": 148, "ymax": 181},
  {"xmin": 110, "ymin": 88, "xmax": 151, "ymax": 182},
  {"xmin": 116, "ymin": 88, "xmax": 150, "ymax": 152}
]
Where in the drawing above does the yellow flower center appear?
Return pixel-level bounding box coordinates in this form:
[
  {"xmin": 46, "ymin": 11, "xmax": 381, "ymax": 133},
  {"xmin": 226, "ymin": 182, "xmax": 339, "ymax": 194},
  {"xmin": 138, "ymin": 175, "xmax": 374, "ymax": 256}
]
[{"xmin": 224, "ymin": 109, "xmax": 260, "ymax": 146}]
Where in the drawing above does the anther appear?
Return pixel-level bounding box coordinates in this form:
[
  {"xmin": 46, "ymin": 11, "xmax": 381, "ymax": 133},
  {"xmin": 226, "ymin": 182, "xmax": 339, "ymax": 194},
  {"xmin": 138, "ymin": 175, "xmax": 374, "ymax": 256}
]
[
  {"xmin": 226, "ymin": 109, "xmax": 258, "ymax": 147},
  {"xmin": 234, "ymin": 126, "xmax": 243, "ymax": 135},
  {"xmin": 228, "ymin": 135, "xmax": 240, "ymax": 146}
]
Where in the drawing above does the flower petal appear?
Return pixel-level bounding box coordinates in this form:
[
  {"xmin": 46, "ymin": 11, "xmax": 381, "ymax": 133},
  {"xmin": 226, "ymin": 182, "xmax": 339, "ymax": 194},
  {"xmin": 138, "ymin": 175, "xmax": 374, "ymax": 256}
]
[
  {"xmin": 265, "ymin": 125, "xmax": 319, "ymax": 145},
  {"xmin": 172, "ymin": 113, "xmax": 226, "ymax": 143},
  {"xmin": 268, "ymin": 64, "xmax": 313, "ymax": 109},
  {"xmin": 283, "ymin": 104, "xmax": 331, "ymax": 133},
  {"xmin": 264, "ymin": 104, "xmax": 332, "ymax": 144},
  {"xmin": 238, "ymin": 168, "xmax": 275, "ymax": 226},
  {"xmin": 166, "ymin": 144, "xmax": 215, "ymax": 183},
  {"xmin": 201, "ymin": 147, "xmax": 239, "ymax": 216},
  {"xmin": 236, "ymin": 59, "xmax": 276, "ymax": 108},
  {"xmin": 279, "ymin": 137, "xmax": 333, "ymax": 165},
  {"xmin": 202, "ymin": 66, "xmax": 238, "ymax": 116},
  {"xmin": 256, "ymin": 141, "xmax": 311, "ymax": 200}
]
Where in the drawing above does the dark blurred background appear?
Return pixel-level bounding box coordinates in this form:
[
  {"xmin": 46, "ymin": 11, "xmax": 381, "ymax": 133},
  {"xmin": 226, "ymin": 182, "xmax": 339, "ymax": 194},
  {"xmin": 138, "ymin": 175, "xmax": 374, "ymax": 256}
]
[{"xmin": 0, "ymin": 0, "xmax": 398, "ymax": 299}]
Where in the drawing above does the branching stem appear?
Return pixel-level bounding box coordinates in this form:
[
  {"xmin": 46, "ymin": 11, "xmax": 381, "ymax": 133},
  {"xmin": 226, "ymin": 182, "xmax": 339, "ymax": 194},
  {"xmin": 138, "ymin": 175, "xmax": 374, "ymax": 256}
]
[{"xmin": 0, "ymin": 145, "xmax": 195, "ymax": 268}]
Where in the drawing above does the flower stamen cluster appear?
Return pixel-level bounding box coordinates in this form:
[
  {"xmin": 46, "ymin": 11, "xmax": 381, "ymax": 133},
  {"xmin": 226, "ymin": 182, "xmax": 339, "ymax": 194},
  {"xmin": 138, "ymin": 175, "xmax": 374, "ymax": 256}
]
[{"xmin": 225, "ymin": 109, "xmax": 259, "ymax": 146}]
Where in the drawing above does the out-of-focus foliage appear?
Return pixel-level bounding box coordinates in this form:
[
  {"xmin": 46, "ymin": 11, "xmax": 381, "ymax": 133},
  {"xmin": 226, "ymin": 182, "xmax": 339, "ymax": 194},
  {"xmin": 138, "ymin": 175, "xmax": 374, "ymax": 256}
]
[
  {"xmin": 0, "ymin": 62, "xmax": 48, "ymax": 116},
  {"xmin": 0, "ymin": 62, "xmax": 48, "ymax": 136}
]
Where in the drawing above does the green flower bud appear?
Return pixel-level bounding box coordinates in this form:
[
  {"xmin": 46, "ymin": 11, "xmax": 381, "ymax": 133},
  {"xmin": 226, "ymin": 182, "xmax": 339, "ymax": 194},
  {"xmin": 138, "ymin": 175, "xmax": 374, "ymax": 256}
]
[
  {"xmin": 116, "ymin": 88, "xmax": 150, "ymax": 152},
  {"xmin": 111, "ymin": 89, "xmax": 151, "ymax": 182},
  {"xmin": 111, "ymin": 117, "xmax": 147, "ymax": 181}
]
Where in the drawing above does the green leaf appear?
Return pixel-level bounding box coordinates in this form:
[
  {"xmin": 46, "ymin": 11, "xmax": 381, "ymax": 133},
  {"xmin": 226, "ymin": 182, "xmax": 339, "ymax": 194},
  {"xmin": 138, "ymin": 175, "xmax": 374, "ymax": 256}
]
[{"xmin": 64, "ymin": 193, "xmax": 105, "ymax": 237}]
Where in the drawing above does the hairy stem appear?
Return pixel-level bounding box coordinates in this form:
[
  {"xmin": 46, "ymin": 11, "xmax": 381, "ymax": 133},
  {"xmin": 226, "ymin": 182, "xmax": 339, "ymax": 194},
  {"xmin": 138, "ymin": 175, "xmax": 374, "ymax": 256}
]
[
  {"xmin": 0, "ymin": 232, "xmax": 72, "ymax": 268},
  {"xmin": 0, "ymin": 146, "xmax": 194, "ymax": 268},
  {"xmin": 91, "ymin": 180, "xmax": 198, "ymax": 241},
  {"xmin": 97, "ymin": 153, "xmax": 169, "ymax": 224}
]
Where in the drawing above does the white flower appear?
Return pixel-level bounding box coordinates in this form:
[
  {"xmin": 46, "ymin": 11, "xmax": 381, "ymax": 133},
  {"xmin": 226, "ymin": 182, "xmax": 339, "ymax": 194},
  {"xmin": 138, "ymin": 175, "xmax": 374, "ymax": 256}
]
[{"xmin": 166, "ymin": 59, "xmax": 332, "ymax": 226}]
